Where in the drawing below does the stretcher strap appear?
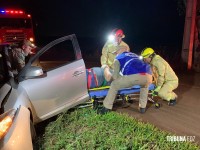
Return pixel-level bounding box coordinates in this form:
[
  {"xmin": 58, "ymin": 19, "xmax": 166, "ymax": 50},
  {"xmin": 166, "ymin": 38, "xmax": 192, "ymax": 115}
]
[
  {"xmin": 87, "ymin": 69, "xmax": 92, "ymax": 88},
  {"xmin": 87, "ymin": 68, "xmax": 99, "ymax": 89},
  {"xmin": 89, "ymin": 86, "xmax": 110, "ymax": 91},
  {"xmin": 92, "ymin": 69, "xmax": 98, "ymax": 87}
]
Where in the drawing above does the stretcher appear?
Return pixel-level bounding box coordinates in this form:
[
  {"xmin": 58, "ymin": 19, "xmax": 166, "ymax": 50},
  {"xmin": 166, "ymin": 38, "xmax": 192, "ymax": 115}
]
[{"xmin": 77, "ymin": 84, "xmax": 161, "ymax": 109}]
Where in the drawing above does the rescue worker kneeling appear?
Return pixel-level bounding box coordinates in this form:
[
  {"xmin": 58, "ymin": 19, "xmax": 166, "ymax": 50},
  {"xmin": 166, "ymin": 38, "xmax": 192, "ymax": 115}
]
[
  {"xmin": 141, "ymin": 47, "xmax": 178, "ymax": 106},
  {"xmin": 98, "ymin": 52, "xmax": 152, "ymax": 115}
]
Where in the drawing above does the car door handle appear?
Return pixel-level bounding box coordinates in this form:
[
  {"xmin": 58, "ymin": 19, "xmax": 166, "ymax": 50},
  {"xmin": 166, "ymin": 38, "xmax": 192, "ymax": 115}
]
[{"xmin": 73, "ymin": 70, "xmax": 84, "ymax": 77}]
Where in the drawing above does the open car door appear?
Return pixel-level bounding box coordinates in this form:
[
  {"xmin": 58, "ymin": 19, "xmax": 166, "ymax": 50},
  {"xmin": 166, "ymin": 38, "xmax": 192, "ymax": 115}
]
[{"xmin": 17, "ymin": 34, "xmax": 89, "ymax": 120}]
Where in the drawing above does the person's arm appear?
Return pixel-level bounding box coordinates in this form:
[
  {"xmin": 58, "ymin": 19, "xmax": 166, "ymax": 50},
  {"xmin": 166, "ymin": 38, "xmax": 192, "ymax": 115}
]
[
  {"xmin": 155, "ymin": 62, "xmax": 165, "ymax": 87},
  {"xmin": 121, "ymin": 41, "xmax": 130, "ymax": 52},
  {"xmin": 113, "ymin": 59, "xmax": 121, "ymax": 80},
  {"xmin": 116, "ymin": 46, "xmax": 128, "ymax": 55},
  {"xmin": 126, "ymin": 44, "xmax": 130, "ymax": 52},
  {"xmin": 15, "ymin": 52, "xmax": 25, "ymax": 71},
  {"xmin": 101, "ymin": 44, "xmax": 108, "ymax": 69}
]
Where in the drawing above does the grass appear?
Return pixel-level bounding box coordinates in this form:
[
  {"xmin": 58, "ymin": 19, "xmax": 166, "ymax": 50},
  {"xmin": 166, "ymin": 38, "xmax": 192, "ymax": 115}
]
[{"xmin": 36, "ymin": 108, "xmax": 200, "ymax": 150}]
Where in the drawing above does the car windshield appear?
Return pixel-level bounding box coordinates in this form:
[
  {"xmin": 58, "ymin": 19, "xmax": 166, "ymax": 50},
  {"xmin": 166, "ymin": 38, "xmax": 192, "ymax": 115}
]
[{"xmin": 0, "ymin": 18, "xmax": 32, "ymax": 29}]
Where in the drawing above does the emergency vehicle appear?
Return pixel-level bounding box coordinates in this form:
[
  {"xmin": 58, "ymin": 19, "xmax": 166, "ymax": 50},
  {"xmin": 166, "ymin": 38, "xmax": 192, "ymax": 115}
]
[{"xmin": 0, "ymin": 8, "xmax": 35, "ymax": 45}]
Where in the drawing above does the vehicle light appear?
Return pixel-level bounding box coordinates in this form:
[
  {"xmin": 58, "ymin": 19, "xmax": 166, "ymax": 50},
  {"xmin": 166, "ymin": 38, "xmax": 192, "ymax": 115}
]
[
  {"xmin": 27, "ymin": 14, "xmax": 31, "ymax": 17},
  {"xmin": 19, "ymin": 11, "xmax": 24, "ymax": 14},
  {"xmin": 0, "ymin": 109, "xmax": 16, "ymax": 140},
  {"xmin": 0, "ymin": 9, "xmax": 24, "ymax": 14},
  {"xmin": 29, "ymin": 37, "xmax": 34, "ymax": 42},
  {"xmin": 31, "ymin": 43, "xmax": 36, "ymax": 48}
]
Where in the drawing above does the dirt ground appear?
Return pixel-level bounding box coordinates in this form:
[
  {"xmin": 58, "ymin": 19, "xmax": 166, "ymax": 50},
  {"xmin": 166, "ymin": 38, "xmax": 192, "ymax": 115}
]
[{"xmin": 114, "ymin": 71, "xmax": 200, "ymax": 145}]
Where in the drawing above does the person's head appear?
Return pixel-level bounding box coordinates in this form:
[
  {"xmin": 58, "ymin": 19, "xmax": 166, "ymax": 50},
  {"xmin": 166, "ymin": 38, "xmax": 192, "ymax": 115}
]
[
  {"xmin": 21, "ymin": 39, "xmax": 36, "ymax": 55},
  {"xmin": 141, "ymin": 47, "xmax": 155, "ymax": 63},
  {"xmin": 108, "ymin": 28, "xmax": 125, "ymax": 45}
]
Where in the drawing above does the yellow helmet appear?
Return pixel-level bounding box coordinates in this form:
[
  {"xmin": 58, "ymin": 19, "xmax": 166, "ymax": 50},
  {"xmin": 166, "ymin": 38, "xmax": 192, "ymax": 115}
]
[{"xmin": 141, "ymin": 47, "xmax": 155, "ymax": 58}]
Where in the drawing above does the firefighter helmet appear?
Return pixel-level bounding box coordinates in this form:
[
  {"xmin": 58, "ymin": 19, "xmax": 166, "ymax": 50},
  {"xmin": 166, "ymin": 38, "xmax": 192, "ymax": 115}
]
[
  {"xmin": 141, "ymin": 47, "xmax": 155, "ymax": 58},
  {"xmin": 111, "ymin": 28, "xmax": 125, "ymax": 38}
]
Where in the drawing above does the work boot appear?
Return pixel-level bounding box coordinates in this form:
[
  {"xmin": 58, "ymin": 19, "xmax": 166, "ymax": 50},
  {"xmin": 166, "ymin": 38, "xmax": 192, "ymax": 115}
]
[
  {"xmin": 97, "ymin": 107, "xmax": 111, "ymax": 115},
  {"xmin": 168, "ymin": 99, "xmax": 176, "ymax": 106},
  {"xmin": 139, "ymin": 107, "xmax": 146, "ymax": 114}
]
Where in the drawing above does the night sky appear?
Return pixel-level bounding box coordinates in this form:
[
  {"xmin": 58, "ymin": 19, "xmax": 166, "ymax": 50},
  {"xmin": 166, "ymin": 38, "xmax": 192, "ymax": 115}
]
[{"xmin": 0, "ymin": 0, "xmax": 185, "ymax": 51}]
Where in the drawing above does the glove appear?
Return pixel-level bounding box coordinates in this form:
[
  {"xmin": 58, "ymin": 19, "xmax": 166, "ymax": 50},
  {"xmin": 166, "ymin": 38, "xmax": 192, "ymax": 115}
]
[{"xmin": 152, "ymin": 86, "xmax": 161, "ymax": 97}]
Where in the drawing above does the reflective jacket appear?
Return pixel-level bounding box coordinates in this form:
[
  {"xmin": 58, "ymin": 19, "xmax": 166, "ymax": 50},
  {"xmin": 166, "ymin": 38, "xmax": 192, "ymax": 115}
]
[
  {"xmin": 151, "ymin": 55, "xmax": 178, "ymax": 86},
  {"xmin": 101, "ymin": 41, "xmax": 130, "ymax": 69}
]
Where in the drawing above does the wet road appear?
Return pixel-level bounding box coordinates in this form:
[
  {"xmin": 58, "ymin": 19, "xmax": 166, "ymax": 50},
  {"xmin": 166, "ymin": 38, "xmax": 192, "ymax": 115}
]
[{"xmin": 115, "ymin": 71, "xmax": 200, "ymax": 144}]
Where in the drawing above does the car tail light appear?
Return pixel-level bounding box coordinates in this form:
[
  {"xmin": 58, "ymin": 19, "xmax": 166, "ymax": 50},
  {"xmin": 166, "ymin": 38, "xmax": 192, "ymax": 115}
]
[{"xmin": 0, "ymin": 109, "xmax": 16, "ymax": 140}]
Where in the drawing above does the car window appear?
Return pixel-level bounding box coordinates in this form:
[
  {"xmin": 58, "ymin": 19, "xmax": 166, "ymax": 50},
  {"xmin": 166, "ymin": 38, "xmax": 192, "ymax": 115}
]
[{"xmin": 32, "ymin": 40, "xmax": 76, "ymax": 71}]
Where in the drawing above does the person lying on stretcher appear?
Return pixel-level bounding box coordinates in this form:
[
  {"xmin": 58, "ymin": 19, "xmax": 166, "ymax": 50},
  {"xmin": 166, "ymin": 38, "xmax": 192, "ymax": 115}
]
[
  {"xmin": 97, "ymin": 52, "xmax": 152, "ymax": 114},
  {"xmin": 86, "ymin": 67, "xmax": 111, "ymax": 89}
]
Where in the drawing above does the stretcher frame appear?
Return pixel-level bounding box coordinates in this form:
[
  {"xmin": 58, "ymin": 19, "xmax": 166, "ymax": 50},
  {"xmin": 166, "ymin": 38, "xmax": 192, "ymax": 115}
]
[{"xmin": 77, "ymin": 84, "xmax": 161, "ymax": 109}]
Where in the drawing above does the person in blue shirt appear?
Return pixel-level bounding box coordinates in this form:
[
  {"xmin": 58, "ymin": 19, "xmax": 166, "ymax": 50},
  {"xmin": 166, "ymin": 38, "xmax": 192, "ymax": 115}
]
[{"xmin": 98, "ymin": 52, "xmax": 152, "ymax": 114}]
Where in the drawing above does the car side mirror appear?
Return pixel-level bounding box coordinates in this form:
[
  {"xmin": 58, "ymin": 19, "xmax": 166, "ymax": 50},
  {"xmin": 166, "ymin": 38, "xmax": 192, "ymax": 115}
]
[{"xmin": 22, "ymin": 66, "xmax": 46, "ymax": 80}]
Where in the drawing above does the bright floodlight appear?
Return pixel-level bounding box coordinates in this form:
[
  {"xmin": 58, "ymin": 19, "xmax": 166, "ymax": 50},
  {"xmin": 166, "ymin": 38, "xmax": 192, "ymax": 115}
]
[{"xmin": 108, "ymin": 34, "xmax": 115, "ymax": 42}]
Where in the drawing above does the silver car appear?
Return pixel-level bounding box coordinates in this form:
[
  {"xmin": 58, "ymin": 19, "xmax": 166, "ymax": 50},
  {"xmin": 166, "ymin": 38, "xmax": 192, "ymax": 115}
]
[{"xmin": 0, "ymin": 34, "xmax": 89, "ymax": 149}]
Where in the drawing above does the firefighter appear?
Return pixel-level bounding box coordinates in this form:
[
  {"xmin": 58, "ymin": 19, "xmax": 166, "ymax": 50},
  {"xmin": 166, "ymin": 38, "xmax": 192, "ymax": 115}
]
[
  {"xmin": 98, "ymin": 52, "xmax": 152, "ymax": 114},
  {"xmin": 12, "ymin": 39, "xmax": 36, "ymax": 73},
  {"xmin": 141, "ymin": 47, "xmax": 178, "ymax": 106},
  {"xmin": 101, "ymin": 28, "xmax": 130, "ymax": 82}
]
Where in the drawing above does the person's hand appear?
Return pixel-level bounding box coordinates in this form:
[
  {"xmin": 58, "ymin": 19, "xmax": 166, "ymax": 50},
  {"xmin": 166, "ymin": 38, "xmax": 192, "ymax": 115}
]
[
  {"xmin": 152, "ymin": 86, "xmax": 161, "ymax": 96},
  {"xmin": 104, "ymin": 67, "xmax": 113, "ymax": 82}
]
